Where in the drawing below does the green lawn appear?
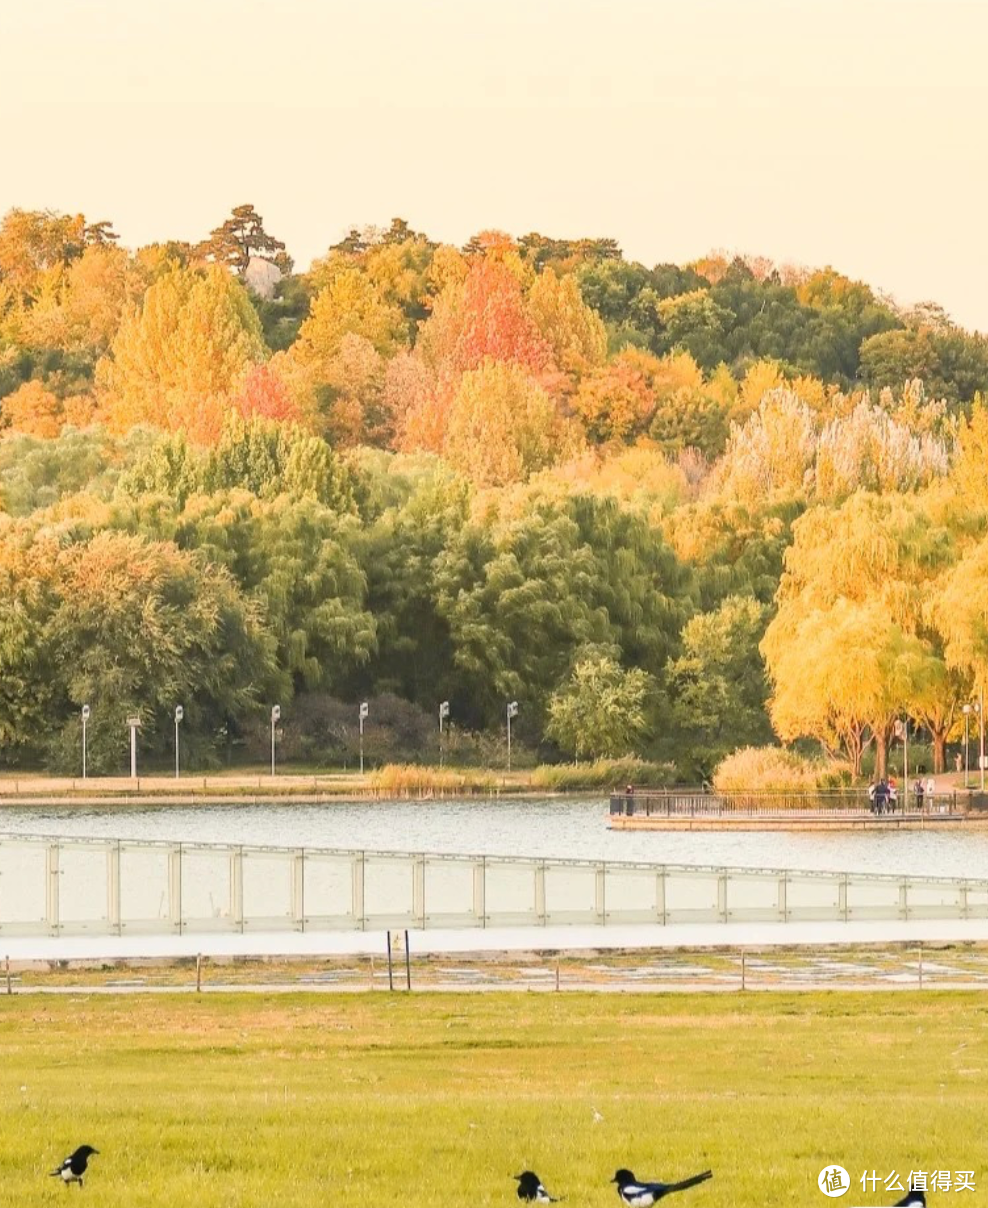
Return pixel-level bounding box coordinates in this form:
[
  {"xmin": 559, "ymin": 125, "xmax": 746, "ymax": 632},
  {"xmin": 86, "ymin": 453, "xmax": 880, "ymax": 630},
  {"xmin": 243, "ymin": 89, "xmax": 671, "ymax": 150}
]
[{"xmin": 2, "ymin": 993, "xmax": 985, "ymax": 1206}]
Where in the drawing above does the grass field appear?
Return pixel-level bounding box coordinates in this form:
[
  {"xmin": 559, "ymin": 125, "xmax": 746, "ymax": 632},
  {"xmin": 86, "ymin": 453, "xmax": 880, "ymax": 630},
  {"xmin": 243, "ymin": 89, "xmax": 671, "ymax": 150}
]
[{"xmin": 2, "ymin": 992, "xmax": 985, "ymax": 1207}]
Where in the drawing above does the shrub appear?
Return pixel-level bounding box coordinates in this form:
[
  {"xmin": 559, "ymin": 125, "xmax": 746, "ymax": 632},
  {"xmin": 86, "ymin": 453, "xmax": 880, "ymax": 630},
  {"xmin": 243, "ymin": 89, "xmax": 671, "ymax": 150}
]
[
  {"xmin": 532, "ymin": 757, "xmax": 676, "ymax": 791},
  {"xmin": 370, "ymin": 764, "xmax": 497, "ymax": 796},
  {"xmin": 712, "ymin": 746, "xmax": 852, "ymax": 793}
]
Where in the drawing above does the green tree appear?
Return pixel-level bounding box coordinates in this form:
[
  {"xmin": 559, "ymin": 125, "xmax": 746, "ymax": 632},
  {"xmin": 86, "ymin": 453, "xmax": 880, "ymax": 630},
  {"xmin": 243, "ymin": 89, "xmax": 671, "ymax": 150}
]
[
  {"xmin": 198, "ymin": 204, "xmax": 292, "ymax": 277},
  {"xmin": 546, "ymin": 654, "xmax": 653, "ymax": 759}
]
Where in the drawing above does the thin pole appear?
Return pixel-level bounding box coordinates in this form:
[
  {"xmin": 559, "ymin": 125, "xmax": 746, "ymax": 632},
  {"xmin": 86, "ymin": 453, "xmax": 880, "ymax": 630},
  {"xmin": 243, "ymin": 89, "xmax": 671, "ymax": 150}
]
[
  {"xmin": 507, "ymin": 709, "xmax": 512, "ymax": 772},
  {"xmin": 965, "ymin": 711, "xmax": 970, "ymax": 789},
  {"xmin": 175, "ymin": 720, "xmax": 180, "ymax": 779},
  {"xmin": 82, "ymin": 719, "xmax": 87, "ymax": 781},
  {"xmin": 195, "ymin": 953, "xmax": 202, "ymax": 993},
  {"xmin": 903, "ymin": 719, "xmax": 909, "ymax": 811},
  {"xmin": 130, "ymin": 725, "xmax": 137, "ymax": 779},
  {"xmin": 5, "ymin": 955, "xmax": 11, "ymax": 996},
  {"xmin": 359, "ymin": 716, "xmax": 364, "ymax": 776},
  {"xmin": 981, "ymin": 687, "xmax": 985, "ymax": 792},
  {"xmin": 386, "ymin": 931, "xmax": 394, "ymax": 991},
  {"xmin": 404, "ymin": 929, "xmax": 411, "ymax": 991},
  {"xmin": 439, "ymin": 716, "xmax": 444, "ymax": 769},
  {"xmin": 271, "ymin": 718, "xmax": 276, "ymax": 777}
]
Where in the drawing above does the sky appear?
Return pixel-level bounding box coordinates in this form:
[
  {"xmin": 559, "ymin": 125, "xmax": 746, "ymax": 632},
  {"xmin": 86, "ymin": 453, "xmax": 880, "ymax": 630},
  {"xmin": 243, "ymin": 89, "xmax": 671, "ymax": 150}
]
[{"xmin": 2, "ymin": 0, "xmax": 987, "ymax": 331}]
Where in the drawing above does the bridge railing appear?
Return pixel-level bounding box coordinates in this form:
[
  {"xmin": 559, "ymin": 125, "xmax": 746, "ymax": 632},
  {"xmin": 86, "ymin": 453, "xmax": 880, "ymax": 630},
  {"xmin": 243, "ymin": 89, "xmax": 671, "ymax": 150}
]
[
  {"xmin": 0, "ymin": 833, "xmax": 986, "ymax": 936},
  {"xmin": 609, "ymin": 788, "xmax": 962, "ymax": 817}
]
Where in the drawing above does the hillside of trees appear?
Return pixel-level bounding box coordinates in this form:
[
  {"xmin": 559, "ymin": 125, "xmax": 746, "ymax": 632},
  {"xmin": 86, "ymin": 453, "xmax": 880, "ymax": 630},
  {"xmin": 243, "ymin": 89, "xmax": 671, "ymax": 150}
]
[{"xmin": 1, "ymin": 204, "xmax": 987, "ymax": 778}]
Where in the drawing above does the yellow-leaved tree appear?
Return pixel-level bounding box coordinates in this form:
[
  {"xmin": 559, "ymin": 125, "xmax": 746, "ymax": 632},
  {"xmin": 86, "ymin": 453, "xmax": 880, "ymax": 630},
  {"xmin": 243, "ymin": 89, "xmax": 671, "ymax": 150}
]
[
  {"xmin": 96, "ymin": 265, "xmax": 266, "ymax": 441},
  {"xmin": 443, "ymin": 360, "xmax": 570, "ymax": 487}
]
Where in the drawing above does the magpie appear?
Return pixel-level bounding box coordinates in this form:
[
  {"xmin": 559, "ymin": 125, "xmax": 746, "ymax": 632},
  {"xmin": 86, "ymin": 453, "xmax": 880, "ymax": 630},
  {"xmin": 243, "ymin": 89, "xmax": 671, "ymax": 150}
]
[
  {"xmin": 894, "ymin": 1190, "xmax": 925, "ymax": 1208},
  {"xmin": 515, "ymin": 1171, "xmax": 562, "ymax": 1202},
  {"xmin": 49, "ymin": 1146, "xmax": 98, "ymax": 1188},
  {"xmin": 611, "ymin": 1168, "xmax": 712, "ymax": 1206}
]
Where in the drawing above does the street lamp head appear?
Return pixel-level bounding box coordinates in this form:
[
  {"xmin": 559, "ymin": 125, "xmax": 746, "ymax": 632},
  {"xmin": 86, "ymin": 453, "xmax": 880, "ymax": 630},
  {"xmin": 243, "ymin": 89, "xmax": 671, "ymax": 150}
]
[
  {"xmin": 175, "ymin": 705, "xmax": 184, "ymax": 723},
  {"xmin": 507, "ymin": 701, "xmax": 519, "ymax": 719},
  {"xmin": 81, "ymin": 704, "xmax": 90, "ymax": 721},
  {"xmin": 271, "ymin": 704, "xmax": 281, "ymax": 722},
  {"xmin": 439, "ymin": 701, "xmax": 450, "ymax": 720},
  {"xmin": 359, "ymin": 702, "xmax": 369, "ymax": 720}
]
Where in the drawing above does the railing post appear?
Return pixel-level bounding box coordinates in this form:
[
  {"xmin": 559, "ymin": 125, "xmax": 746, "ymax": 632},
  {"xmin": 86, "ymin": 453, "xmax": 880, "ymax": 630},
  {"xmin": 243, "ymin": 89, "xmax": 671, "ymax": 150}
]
[
  {"xmin": 960, "ymin": 882, "xmax": 969, "ymax": 919},
  {"xmin": 718, "ymin": 871, "xmax": 728, "ymax": 921},
  {"xmin": 839, "ymin": 873, "xmax": 848, "ymax": 922},
  {"xmin": 108, "ymin": 842, "xmax": 121, "ymax": 934},
  {"xmin": 778, "ymin": 874, "xmax": 788, "ymax": 922},
  {"xmin": 534, "ymin": 861, "xmax": 546, "ymax": 925},
  {"xmin": 45, "ymin": 843, "xmax": 59, "ymax": 935},
  {"xmin": 899, "ymin": 879, "xmax": 909, "ymax": 921},
  {"xmin": 168, "ymin": 846, "xmax": 182, "ymax": 933},
  {"xmin": 472, "ymin": 857, "xmax": 486, "ymax": 926},
  {"xmin": 656, "ymin": 869, "xmax": 666, "ymax": 924},
  {"xmin": 352, "ymin": 853, "xmax": 365, "ymax": 929},
  {"xmin": 595, "ymin": 863, "xmax": 606, "ymax": 924},
  {"xmin": 291, "ymin": 851, "xmax": 305, "ymax": 930},
  {"xmin": 231, "ymin": 847, "xmax": 244, "ymax": 931},
  {"xmin": 412, "ymin": 855, "xmax": 426, "ymax": 927}
]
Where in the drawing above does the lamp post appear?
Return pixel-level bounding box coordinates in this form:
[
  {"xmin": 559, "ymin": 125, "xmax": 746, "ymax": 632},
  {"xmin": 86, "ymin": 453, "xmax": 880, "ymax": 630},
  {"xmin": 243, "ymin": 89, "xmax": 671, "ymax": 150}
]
[
  {"xmin": 359, "ymin": 702, "xmax": 368, "ymax": 774},
  {"xmin": 270, "ymin": 704, "xmax": 281, "ymax": 777},
  {"xmin": 963, "ymin": 704, "xmax": 972, "ymax": 789},
  {"xmin": 439, "ymin": 701, "xmax": 450, "ymax": 768},
  {"xmin": 174, "ymin": 705, "xmax": 184, "ymax": 779},
  {"xmin": 81, "ymin": 704, "xmax": 90, "ymax": 780},
  {"xmin": 506, "ymin": 701, "xmax": 518, "ymax": 771},
  {"xmin": 894, "ymin": 717, "xmax": 908, "ymax": 810},
  {"xmin": 126, "ymin": 715, "xmax": 141, "ymax": 779}
]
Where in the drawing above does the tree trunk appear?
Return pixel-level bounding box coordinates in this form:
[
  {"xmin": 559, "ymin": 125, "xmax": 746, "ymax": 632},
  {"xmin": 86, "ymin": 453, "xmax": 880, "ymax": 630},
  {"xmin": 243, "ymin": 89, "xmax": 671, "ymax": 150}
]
[
  {"xmin": 873, "ymin": 729, "xmax": 888, "ymax": 779},
  {"xmin": 932, "ymin": 729, "xmax": 947, "ymax": 774}
]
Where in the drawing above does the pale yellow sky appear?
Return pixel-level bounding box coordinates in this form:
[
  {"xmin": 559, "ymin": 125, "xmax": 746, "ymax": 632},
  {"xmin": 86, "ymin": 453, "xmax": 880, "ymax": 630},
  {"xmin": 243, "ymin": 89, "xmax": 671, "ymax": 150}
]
[{"xmin": 2, "ymin": 0, "xmax": 986, "ymax": 331}]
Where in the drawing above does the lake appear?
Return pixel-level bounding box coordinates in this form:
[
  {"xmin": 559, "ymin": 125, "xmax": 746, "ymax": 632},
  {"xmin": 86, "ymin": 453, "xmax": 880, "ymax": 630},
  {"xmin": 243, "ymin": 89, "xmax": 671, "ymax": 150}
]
[{"xmin": 2, "ymin": 796, "xmax": 987, "ymax": 879}]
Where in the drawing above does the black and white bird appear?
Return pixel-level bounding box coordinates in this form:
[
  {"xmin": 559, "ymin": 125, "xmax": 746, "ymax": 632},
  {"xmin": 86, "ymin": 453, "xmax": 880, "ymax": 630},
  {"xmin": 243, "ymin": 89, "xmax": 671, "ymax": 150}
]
[
  {"xmin": 49, "ymin": 1146, "xmax": 98, "ymax": 1188},
  {"xmin": 611, "ymin": 1168, "xmax": 713, "ymax": 1206},
  {"xmin": 894, "ymin": 1190, "xmax": 925, "ymax": 1208},
  {"xmin": 515, "ymin": 1171, "xmax": 562, "ymax": 1202}
]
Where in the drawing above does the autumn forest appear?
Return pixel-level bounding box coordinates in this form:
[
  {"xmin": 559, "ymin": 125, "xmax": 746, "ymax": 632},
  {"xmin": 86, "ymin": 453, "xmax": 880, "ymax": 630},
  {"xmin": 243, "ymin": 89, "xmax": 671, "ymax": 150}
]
[{"xmin": 1, "ymin": 204, "xmax": 987, "ymax": 781}]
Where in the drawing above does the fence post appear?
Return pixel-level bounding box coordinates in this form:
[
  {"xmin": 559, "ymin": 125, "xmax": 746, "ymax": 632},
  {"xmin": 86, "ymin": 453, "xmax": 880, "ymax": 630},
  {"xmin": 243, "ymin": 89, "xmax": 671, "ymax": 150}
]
[
  {"xmin": 778, "ymin": 874, "xmax": 788, "ymax": 922},
  {"xmin": 656, "ymin": 869, "xmax": 666, "ymax": 924},
  {"xmin": 740, "ymin": 947, "xmax": 746, "ymax": 991},
  {"xmin": 195, "ymin": 953, "xmax": 202, "ymax": 993},
  {"xmin": 472, "ymin": 857, "xmax": 486, "ymax": 927},
  {"xmin": 386, "ymin": 931, "xmax": 394, "ymax": 991},
  {"xmin": 404, "ymin": 929, "xmax": 411, "ymax": 991},
  {"xmin": 718, "ymin": 871, "xmax": 728, "ymax": 922},
  {"xmin": 5, "ymin": 955, "xmax": 11, "ymax": 995},
  {"xmin": 292, "ymin": 850, "xmax": 305, "ymax": 931},
  {"xmin": 168, "ymin": 846, "xmax": 182, "ymax": 934},
  {"xmin": 412, "ymin": 856, "xmax": 426, "ymax": 927},
  {"xmin": 352, "ymin": 853, "xmax": 365, "ymax": 929}
]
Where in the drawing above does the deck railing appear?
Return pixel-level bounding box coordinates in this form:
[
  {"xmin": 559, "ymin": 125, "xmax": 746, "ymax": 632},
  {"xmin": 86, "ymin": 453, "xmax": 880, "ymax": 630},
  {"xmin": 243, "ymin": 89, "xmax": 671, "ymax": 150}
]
[
  {"xmin": 0, "ymin": 833, "xmax": 986, "ymax": 936},
  {"xmin": 609, "ymin": 788, "xmax": 962, "ymax": 818}
]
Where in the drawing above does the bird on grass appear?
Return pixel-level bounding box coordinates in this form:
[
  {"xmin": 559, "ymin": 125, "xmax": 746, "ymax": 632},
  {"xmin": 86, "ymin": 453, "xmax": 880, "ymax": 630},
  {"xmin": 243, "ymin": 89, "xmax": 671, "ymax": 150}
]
[
  {"xmin": 611, "ymin": 1168, "xmax": 713, "ymax": 1206},
  {"xmin": 49, "ymin": 1146, "xmax": 98, "ymax": 1188},
  {"xmin": 894, "ymin": 1189, "xmax": 925, "ymax": 1208},
  {"xmin": 515, "ymin": 1171, "xmax": 562, "ymax": 1202}
]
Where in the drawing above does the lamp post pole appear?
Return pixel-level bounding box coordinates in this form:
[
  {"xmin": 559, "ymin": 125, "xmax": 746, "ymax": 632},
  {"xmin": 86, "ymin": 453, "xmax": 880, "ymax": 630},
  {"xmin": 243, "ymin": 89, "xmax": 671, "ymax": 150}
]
[
  {"xmin": 963, "ymin": 704, "xmax": 972, "ymax": 789},
  {"xmin": 359, "ymin": 702, "xmax": 368, "ymax": 775},
  {"xmin": 81, "ymin": 704, "xmax": 90, "ymax": 780},
  {"xmin": 127, "ymin": 715, "xmax": 141, "ymax": 779},
  {"xmin": 174, "ymin": 705, "xmax": 184, "ymax": 779},
  {"xmin": 271, "ymin": 704, "xmax": 281, "ymax": 777},
  {"xmin": 507, "ymin": 701, "xmax": 518, "ymax": 772},
  {"xmin": 439, "ymin": 701, "xmax": 450, "ymax": 768}
]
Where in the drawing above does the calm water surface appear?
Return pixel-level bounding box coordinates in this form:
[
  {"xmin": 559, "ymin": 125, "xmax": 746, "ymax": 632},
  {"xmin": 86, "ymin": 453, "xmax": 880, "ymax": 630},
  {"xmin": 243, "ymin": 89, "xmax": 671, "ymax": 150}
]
[{"xmin": 2, "ymin": 797, "xmax": 988, "ymax": 879}]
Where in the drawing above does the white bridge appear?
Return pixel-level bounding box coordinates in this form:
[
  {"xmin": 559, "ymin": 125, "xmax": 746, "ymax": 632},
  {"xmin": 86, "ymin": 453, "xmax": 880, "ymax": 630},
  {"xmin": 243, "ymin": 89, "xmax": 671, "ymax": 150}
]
[{"xmin": 1, "ymin": 834, "xmax": 987, "ymax": 937}]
